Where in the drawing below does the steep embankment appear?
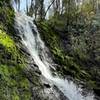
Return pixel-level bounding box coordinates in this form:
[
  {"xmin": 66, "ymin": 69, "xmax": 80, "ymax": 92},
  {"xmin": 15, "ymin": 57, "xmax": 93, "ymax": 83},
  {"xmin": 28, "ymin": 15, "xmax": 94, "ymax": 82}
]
[
  {"xmin": 0, "ymin": 1, "xmax": 40, "ymax": 99},
  {"xmin": 37, "ymin": 20, "xmax": 100, "ymax": 98},
  {"xmin": 0, "ymin": 0, "xmax": 100, "ymax": 99},
  {"xmin": 0, "ymin": 1, "xmax": 68, "ymax": 100}
]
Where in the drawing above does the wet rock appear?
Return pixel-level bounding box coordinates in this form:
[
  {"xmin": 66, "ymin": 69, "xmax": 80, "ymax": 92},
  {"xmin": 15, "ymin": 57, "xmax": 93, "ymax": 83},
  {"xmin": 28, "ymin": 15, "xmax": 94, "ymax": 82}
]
[
  {"xmin": 20, "ymin": 46, "xmax": 30, "ymax": 56},
  {"xmin": 29, "ymin": 63, "xmax": 41, "ymax": 75},
  {"xmin": 35, "ymin": 69, "xmax": 41, "ymax": 75},
  {"xmin": 94, "ymin": 88, "xmax": 100, "ymax": 96},
  {"xmin": 44, "ymin": 83, "xmax": 51, "ymax": 88},
  {"xmin": 28, "ymin": 66, "xmax": 41, "ymax": 75},
  {"xmin": 23, "ymin": 67, "xmax": 41, "ymax": 86},
  {"xmin": 53, "ymin": 85, "xmax": 69, "ymax": 100},
  {"xmin": 95, "ymin": 95, "xmax": 100, "ymax": 100},
  {"xmin": 33, "ymin": 63, "xmax": 38, "ymax": 68}
]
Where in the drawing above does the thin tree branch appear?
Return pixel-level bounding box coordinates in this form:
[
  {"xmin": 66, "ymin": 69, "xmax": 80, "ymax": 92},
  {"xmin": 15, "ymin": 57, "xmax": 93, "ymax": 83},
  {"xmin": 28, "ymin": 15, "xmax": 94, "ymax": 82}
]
[{"xmin": 44, "ymin": 0, "xmax": 55, "ymax": 17}]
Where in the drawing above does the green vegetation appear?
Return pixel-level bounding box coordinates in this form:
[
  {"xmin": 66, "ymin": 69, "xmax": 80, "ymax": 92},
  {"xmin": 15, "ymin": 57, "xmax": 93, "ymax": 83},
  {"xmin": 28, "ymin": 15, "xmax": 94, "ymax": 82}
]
[
  {"xmin": 0, "ymin": 0, "xmax": 14, "ymax": 32},
  {"xmin": 0, "ymin": 29, "xmax": 25, "ymax": 66},
  {"xmin": 0, "ymin": 0, "xmax": 42, "ymax": 98},
  {"xmin": 37, "ymin": 19, "xmax": 100, "ymax": 94},
  {"xmin": 0, "ymin": 1, "xmax": 32, "ymax": 99},
  {"xmin": 0, "ymin": 30, "xmax": 16, "ymax": 51},
  {"xmin": 0, "ymin": 29, "xmax": 32, "ymax": 100},
  {"xmin": 38, "ymin": 22, "xmax": 81, "ymax": 76},
  {"xmin": 35, "ymin": 0, "xmax": 100, "ymax": 96},
  {"xmin": 0, "ymin": 0, "xmax": 100, "ymax": 98},
  {"xmin": 0, "ymin": 65, "xmax": 31, "ymax": 100}
]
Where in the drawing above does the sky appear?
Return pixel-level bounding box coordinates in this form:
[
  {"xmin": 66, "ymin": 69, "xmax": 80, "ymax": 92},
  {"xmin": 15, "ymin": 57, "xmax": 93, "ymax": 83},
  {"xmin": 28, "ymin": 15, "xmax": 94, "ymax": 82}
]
[
  {"xmin": 13, "ymin": 0, "xmax": 50, "ymax": 12},
  {"xmin": 13, "ymin": 0, "xmax": 31, "ymax": 12},
  {"xmin": 13, "ymin": 0, "xmax": 51, "ymax": 19}
]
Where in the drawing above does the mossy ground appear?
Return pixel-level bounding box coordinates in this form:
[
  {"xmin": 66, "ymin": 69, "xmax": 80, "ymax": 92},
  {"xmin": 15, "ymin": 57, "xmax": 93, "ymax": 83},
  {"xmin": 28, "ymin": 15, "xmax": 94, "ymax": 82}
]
[
  {"xmin": 0, "ymin": 29, "xmax": 32, "ymax": 100},
  {"xmin": 0, "ymin": 1, "xmax": 42, "ymax": 97},
  {"xmin": 0, "ymin": 1, "xmax": 44, "ymax": 99}
]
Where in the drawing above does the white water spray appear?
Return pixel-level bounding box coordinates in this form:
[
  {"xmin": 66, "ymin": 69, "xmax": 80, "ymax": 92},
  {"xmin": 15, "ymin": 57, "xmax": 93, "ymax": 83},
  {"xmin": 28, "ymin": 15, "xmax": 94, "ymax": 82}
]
[{"xmin": 15, "ymin": 13, "xmax": 95, "ymax": 100}]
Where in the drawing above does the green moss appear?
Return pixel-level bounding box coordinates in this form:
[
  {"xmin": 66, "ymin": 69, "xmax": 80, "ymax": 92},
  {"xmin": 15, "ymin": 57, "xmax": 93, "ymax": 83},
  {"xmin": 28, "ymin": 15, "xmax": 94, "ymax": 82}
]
[
  {"xmin": 38, "ymin": 21, "xmax": 61, "ymax": 48},
  {"xmin": 38, "ymin": 21, "xmax": 65, "ymax": 66},
  {"xmin": 0, "ymin": 29, "xmax": 17, "ymax": 58},
  {"xmin": 0, "ymin": 29, "xmax": 26, "ymax": 67},
  {"xmin": 0, "ymin": 1, "xmax": 37, "ymax": 99},
  {"xmin": 12, "ymin": 93, "xmax": 20, "ymax": 100},
  {"xmin": 0, "ymin": 29, "xmax": 32, "ymax": 99},
  {"xmin": 0, "ymin": 64, "xmax": 31, "ymax": 100},
  {"xmin": 0, "ymin": 30, "xmax": 16, "ymax": 49}
]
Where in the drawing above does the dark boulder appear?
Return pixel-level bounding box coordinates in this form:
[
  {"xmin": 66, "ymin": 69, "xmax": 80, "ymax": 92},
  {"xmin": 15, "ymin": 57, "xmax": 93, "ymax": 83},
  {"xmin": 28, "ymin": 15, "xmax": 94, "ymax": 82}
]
[
  {"xmin": 44, "ymin": 83, "xmax": 51, "ymax": 88},
  {"xmin": 94, "ymin": 88, "xmax": 100, "ymax": 96}
]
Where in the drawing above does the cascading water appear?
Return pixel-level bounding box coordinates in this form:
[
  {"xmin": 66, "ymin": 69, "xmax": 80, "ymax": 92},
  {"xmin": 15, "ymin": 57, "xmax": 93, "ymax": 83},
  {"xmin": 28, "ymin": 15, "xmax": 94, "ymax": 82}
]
[{"xmin": 15, "ymin": 13, "xmax": 95, "ymax": 100}]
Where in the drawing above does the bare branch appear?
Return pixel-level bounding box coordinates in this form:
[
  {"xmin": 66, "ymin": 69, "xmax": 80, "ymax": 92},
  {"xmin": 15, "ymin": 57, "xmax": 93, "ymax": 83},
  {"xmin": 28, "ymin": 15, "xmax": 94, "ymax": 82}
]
[{"xmin": 44, "ymin": 0, "xmax": 55, "ymax": 17}]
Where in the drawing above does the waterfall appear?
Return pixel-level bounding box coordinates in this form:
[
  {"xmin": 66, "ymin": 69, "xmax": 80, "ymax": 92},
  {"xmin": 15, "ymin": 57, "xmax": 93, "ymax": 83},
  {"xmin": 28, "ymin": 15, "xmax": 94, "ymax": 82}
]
[{"xmin": 15, "ymin": 13, "xmax": 95, "ymax": 100}]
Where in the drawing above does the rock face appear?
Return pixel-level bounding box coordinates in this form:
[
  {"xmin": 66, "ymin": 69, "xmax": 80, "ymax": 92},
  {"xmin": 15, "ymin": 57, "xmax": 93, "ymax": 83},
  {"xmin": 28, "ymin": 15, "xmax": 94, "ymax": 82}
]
[
  {"xmin": 20, "ymin": 42, "xmax": 68, "ymax": 100},
  {"xmin": 0, "ymin": 28, "xmax": 68, "ymax": 99}
]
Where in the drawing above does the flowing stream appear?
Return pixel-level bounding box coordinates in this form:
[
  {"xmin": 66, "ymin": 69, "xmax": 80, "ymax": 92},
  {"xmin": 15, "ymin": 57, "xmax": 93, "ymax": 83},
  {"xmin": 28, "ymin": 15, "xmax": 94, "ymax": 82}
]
[{"xmin": 15, "ymin": 13, "xmax": 95, "ymax": 100}]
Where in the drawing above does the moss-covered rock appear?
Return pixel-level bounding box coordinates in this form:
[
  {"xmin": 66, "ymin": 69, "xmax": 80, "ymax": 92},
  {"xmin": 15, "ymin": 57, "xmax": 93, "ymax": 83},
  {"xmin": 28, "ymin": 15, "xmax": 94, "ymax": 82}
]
[
  {"xmin": 0, "ymin": 64, "xmax": 31, "ymax": 100},
  {"xmin": 0, "ymin": 29, "xmax": 33, "ymax": 99},
  {"xmin": 37, "ymin": 22, "xmax": 82, "ymax": 76},
  {"xmin": 0, "ymin": 29, "xmax": 25, "ymax": 66}
]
